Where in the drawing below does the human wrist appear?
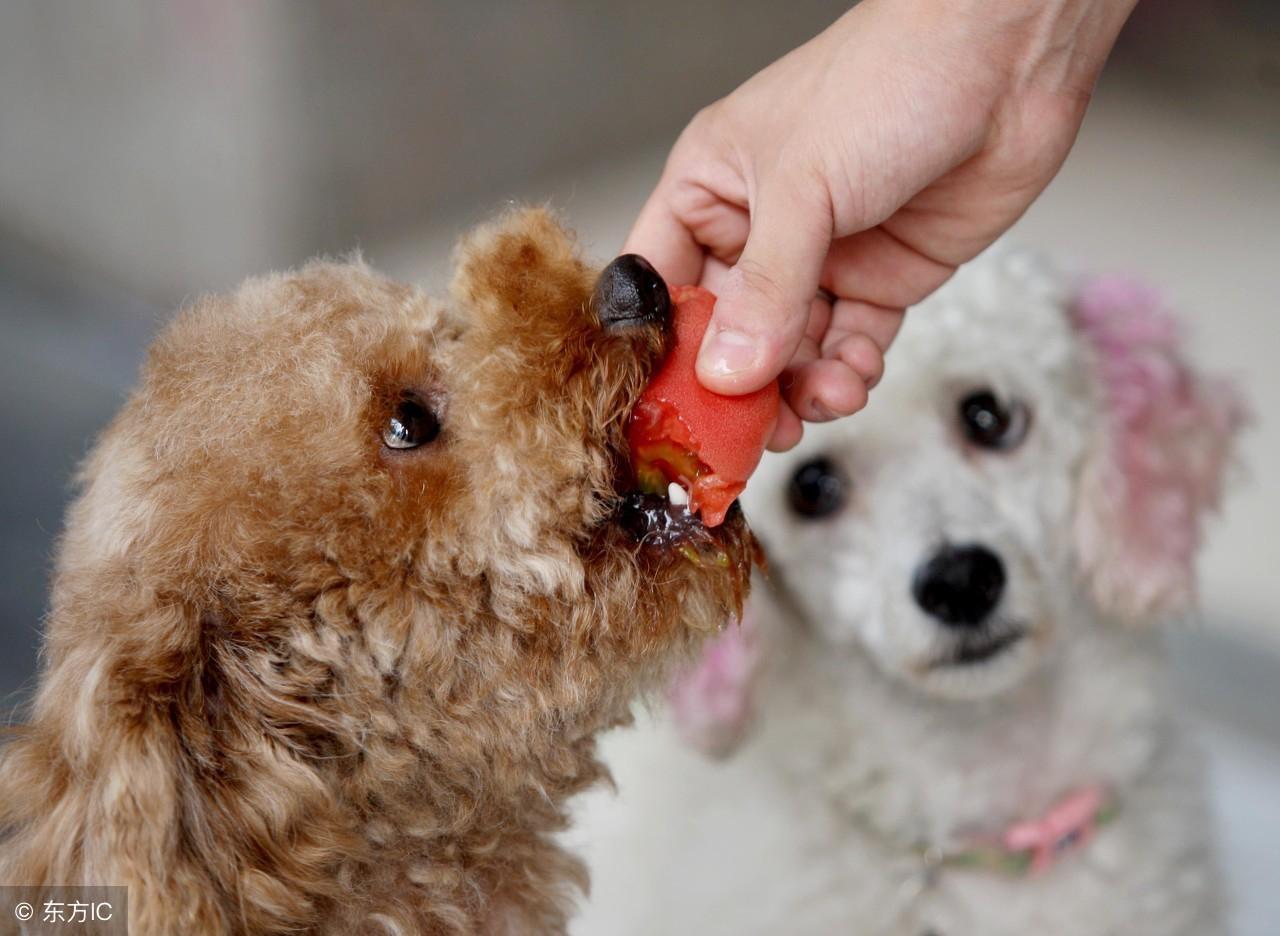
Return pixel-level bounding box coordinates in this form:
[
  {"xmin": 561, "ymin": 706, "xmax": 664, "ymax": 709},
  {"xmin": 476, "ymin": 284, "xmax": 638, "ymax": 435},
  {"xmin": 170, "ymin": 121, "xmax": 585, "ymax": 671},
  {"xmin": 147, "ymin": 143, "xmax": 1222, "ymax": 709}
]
[
  {"xmin": 931, "ymin": 0, "xmax": 1136, "ymax": 93},
  {"xmin": 837, "ymin": 0, "xmax": 1138, "ymax": 96}
]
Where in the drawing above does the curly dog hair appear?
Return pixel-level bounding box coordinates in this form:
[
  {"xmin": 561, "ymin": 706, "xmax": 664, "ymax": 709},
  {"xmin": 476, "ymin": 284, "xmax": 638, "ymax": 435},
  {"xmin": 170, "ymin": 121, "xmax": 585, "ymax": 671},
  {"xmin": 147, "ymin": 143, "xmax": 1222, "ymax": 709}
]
[{"xmin": 0, "ymin": 209, "xmax": 755, "ymax": 934}]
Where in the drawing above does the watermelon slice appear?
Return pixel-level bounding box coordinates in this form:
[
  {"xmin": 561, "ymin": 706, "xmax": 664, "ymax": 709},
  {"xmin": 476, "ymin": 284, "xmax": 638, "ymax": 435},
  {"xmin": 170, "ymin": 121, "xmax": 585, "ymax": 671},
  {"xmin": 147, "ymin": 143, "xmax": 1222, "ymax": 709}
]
[{"xmin": 628, "ymin": 285, "xmax": 780, "ymax": 526}]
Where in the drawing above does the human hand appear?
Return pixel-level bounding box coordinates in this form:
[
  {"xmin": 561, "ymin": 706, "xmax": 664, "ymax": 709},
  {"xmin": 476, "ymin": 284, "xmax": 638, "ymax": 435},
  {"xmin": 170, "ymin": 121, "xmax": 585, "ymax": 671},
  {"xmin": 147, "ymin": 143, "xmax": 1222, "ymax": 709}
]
[{"xmin": 626, "ymin": 0, "xmax": 1137, "ymax": 449}]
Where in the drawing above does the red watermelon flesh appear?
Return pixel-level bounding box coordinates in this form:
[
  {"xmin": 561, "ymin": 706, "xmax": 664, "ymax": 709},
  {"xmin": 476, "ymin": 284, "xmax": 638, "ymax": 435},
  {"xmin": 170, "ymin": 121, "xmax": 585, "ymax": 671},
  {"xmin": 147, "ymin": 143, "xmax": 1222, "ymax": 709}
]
[{"xmin": 627, "ymin": 285, "xmax": 780, "ymax": 526}]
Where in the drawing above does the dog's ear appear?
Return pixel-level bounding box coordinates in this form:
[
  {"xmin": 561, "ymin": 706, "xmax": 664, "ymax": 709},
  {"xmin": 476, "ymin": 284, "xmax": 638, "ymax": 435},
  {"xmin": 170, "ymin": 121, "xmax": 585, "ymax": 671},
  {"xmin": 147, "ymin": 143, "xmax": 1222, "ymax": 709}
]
[
  {"xmin": 667, "ymin": 602, "xmax": 762, "ymax": 759},
  {"xmin": 1070, "ymin": 276, "xmax": 1246, "ymax": 622},
  {"xmin": 448, "ymin": 204, "xmax": 594, "ymax": 343},
  {"xmin": 0, "ymin": 596, "xmax": 232, "ymax": 926}
]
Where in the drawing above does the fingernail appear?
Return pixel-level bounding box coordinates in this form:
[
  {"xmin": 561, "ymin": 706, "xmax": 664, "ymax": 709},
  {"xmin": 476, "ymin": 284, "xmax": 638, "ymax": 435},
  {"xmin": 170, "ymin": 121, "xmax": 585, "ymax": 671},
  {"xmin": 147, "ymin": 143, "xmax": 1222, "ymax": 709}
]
[
  {"xmin": 700, "ymin": 329, "xmax": 760, "ymax": 377},
  {"xmin": 810, "ymin": 400, "xmax": 838, "ymax": 421}
]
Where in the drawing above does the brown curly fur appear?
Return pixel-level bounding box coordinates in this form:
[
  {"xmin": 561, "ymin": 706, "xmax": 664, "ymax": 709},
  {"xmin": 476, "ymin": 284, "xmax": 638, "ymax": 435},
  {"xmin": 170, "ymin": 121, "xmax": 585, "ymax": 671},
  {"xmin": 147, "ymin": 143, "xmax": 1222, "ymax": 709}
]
[{"xmin": 0, "ymin": 209, "xmax": 755, "ymax": 934}]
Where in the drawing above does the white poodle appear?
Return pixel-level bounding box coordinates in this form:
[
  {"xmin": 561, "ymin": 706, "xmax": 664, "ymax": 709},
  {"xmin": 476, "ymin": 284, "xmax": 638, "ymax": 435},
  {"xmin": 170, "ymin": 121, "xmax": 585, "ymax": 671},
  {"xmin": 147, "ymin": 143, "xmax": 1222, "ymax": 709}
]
[{"xmin": 569, "ymin": 249, "xmax": 1244, "ymax": 935}]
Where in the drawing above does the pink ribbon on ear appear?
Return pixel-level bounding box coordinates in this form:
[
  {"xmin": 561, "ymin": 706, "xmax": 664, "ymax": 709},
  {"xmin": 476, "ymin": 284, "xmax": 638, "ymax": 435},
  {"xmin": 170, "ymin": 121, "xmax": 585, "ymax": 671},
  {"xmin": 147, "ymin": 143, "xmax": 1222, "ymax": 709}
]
[
  {"xmin": 1070, "ymin": 275, "xmax": 1246, "ymax": 618},
  {"xmin": 668, "ymin": 607, "xmax": 760, "ymax": 758},
  {"xmin": 1002, "ymin": 785, "xmax": 1106, "ymax": 875}
]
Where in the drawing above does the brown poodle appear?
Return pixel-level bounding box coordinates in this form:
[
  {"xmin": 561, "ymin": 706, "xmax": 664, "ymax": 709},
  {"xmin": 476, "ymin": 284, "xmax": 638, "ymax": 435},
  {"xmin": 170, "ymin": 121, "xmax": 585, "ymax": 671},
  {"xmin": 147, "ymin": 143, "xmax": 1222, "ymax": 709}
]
[{"xmin": 0, "ymin": 209, "xmax": 756, "ymax": 934}]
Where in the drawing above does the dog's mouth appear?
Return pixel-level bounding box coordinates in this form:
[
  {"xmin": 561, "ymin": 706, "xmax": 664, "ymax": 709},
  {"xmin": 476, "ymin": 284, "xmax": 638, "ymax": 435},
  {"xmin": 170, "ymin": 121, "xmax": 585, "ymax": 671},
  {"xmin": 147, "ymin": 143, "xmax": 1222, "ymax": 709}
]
[
  {"xmin": 609, "ymin": 487, "xmax": 759, "ymax": 634},
  {"xmin": 616, "ymin": 489, "xmax": 748, "ymax": 566},
  {"xmin": 932, "ymin": 629, "xmax": 1025, "ymax": 668}
]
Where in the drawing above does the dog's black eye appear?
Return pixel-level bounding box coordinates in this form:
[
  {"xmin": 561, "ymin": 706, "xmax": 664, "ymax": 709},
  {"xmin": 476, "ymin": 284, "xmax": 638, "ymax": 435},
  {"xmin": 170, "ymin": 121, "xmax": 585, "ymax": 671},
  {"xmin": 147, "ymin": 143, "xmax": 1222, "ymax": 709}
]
[
  {"xmin": 787, "ymin": 457, "xmax": 847, "ymax": 519},
  {"xmin": 382, "ymin": 395, "xmax": 440, "ymax": 450},
  {"xmin": 959, "ymin": 390, "xmax": 1029, "ymax": 450}
]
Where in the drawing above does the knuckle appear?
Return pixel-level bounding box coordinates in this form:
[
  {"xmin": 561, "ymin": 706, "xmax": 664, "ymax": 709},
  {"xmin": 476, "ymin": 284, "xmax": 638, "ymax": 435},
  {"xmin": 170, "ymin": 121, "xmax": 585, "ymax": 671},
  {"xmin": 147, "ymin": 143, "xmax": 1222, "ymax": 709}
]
[{"xmin": 733, "ymin": 256, "xmax": 794, "ymax": 319}]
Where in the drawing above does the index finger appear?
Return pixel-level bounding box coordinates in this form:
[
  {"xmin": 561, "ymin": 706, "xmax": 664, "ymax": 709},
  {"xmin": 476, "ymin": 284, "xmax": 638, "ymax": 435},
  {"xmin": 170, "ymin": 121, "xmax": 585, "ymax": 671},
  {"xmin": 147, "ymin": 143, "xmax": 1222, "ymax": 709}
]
[{"xmin": 623, "ymin": 186, "xmax": 706, "ymax": 288}]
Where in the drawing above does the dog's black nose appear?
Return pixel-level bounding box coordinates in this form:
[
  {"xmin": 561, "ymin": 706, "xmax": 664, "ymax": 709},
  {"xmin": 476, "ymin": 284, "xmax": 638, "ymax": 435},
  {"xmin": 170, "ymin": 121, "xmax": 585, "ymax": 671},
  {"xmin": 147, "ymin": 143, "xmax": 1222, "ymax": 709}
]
[
  {"xmin": 592, "ymin": 254, "xmax": 671, "ymax": 331},
  {"xmin": 912, "ymin": 544, "xmax": 1005, "ymax": 629}
]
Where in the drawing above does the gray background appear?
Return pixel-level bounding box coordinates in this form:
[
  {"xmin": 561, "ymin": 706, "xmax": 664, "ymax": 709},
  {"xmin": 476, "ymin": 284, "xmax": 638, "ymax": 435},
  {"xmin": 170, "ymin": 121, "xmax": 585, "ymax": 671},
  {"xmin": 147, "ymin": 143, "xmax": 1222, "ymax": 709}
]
[{"xmin": 1, "ymin": 4, "xmax": 1277, "ymax": 929}]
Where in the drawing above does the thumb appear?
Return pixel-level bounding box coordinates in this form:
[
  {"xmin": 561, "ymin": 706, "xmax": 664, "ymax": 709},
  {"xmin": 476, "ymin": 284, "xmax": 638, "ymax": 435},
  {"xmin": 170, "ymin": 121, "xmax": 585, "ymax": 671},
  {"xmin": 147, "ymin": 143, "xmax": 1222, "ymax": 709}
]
[{"xmin": 696, "ymin": 183, "xmax": 830, "ymax": 394}]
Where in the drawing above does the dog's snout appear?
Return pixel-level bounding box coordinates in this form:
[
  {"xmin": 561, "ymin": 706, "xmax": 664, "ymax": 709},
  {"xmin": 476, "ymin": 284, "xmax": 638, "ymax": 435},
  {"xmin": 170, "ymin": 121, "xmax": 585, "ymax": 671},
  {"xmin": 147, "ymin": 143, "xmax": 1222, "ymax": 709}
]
[
  {"xmin": 593, "ymin": 254, "xmax": 671, "ymax": 331},
  {"xmin": 912, "ymin": 544, "xmax": 1005, "ymax": 629}
]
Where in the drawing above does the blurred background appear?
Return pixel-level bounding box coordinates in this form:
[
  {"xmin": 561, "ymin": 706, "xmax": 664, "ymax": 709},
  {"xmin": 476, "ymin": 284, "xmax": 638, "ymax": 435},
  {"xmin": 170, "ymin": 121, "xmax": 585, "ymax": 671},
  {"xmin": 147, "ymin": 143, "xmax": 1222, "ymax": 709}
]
[{"xmin": 1, "ymin": 1, "xmax": 1276, "ymax": 931}]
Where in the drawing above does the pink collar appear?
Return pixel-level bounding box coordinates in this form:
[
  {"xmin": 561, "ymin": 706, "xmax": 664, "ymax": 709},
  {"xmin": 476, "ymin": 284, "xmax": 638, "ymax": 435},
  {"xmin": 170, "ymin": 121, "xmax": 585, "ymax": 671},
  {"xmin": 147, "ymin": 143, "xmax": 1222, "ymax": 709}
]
[
  {"xmin": 1000, "ymin": 784, "xmax": 1110, "ymax": 875},
  {"xmin": 920, "ymin": 784, "xmax": 1117, "ymax": 878}
]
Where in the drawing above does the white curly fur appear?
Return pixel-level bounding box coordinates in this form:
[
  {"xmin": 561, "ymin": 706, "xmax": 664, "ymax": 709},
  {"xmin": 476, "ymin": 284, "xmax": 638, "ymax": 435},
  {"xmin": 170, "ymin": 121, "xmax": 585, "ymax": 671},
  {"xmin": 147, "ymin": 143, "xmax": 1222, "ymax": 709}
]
[{"xmin": 568, "ymin": 248, "xmax": 1234, "ymax": 935}]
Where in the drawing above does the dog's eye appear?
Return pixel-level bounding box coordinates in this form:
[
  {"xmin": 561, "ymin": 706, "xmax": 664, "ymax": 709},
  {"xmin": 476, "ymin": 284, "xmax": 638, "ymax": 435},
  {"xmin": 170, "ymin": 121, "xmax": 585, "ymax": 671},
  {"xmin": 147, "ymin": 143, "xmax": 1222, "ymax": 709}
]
[
  {"xmin": 787, "ymin": 457, "xmax": 847, "ymax": 519},
  {"xmin": 382, "ymin": 394, "xmax": 441, "ymax": 450},
  {"xmin": 959, "ymin": 390, "xmax": 1029, "ymax": 450}
]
